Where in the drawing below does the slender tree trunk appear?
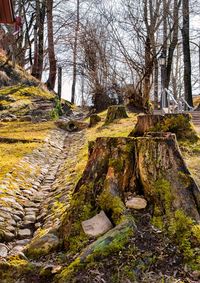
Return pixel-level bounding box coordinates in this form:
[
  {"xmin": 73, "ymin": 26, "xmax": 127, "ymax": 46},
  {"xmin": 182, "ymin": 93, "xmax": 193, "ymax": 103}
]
[
  {"xmin": 182, "ymin": 0, "xmax": 193, "ymax": 107},
  {"xmin": 37, "ymin": 0, "xmax": 46, "ymax": 80},
  {"xmin": 46, "ymin": 0, "xmax": 57, "ymax": 90},
  {"xmin": 71, "ymin": 0, "xmax": 80, "ymax": 104},
  {"xmin": 154, "ymin": 59, "xmax": 159, "ymax": 109},
  {"xmin": 166, "ymin": 0, "xmax": 180, "ymax": 89}
]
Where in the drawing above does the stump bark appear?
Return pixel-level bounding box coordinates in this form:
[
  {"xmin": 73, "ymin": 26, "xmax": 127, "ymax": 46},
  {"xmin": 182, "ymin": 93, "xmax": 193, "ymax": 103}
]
[
  {"xmin": 105, "ymin": 105, "xmax": 128, "ymax": 124},
  {"xmin": 130, "ymin": 113, "xmax": 198, "ymax": 142},
  {"xmin": 61, "ymin": 134, "xmax": 200, "ymax": 249},
  {"xmin": 89, "ymin": 114, "xmax": 101, "ymax": 127}
]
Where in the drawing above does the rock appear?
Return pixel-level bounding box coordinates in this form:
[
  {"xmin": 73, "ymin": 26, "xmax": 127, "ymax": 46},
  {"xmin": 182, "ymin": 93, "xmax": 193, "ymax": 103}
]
[
  {"xmin": 18, "ymin": 229, "xmax": 32, "ymax": 239},
  {"xmin": 0, "ymin": 244, "xmax": 8, "ymax": 257},
  {"xmin": 125, "ymin": 197, "xmax": 147, "ymax": 210},
  {"xmin": 191, "ymin": 270, "xmax": 200, "ymax": 280},
  {"xmin": 3, "ymin": 231, "xmax": 15, "ymax": 241},
  {"xmin": 9, "ymin": 245, "xmax": 24, "ymax": 255},
  {"xmin": 19, "ymin": 116, "xmax": 32, "ymax": 122},
  {"xmin": 25, "ymin": 232, "xmax": 59, "ymax": 257},
  {"xmin": 15, "ymin": 239, "xmax": 31, "ymax": 245},
  {"xmin": 5, "ymin": 225, "xmax": 16, "ymax": 233},
  {"xmin": 82, "ymin": 210, "xmax": 113, "ymax": 237},
  {"xmin": 23, "ymin": 214, "xmax": 36, "ymax": 223}
]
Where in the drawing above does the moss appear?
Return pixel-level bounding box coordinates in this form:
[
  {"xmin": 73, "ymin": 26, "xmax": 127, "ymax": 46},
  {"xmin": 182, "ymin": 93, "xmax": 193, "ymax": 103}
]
[
  {"xmin": 168, "ymin": 210, "xmax": 194, "ymax": 259},
  {"xmin": 58, "ymin": 220, "xmax": 134, "ymax": 282},
  {"xmin": 7, "ymin": 255, "xmax": 28, "ymax": 267},
  {"xmin": 192, "ymin": 225, "xmax": 200, "ymax": 242},
  {"xmin": 56, "ymin": 258, "xmax": 82, "ymax": 283},
  {"xmin": 178, "ymin": 171, "xmax": 191, "ymax": 187},
  {"xmin": 51, "ymin": 98, "xmax": 63, "ymax": 119},
  {"xmin": 154, "ymin": 178, "xmax": 172, "ymax": 219},
  {"xmin": 0, "ymin": 121, "xmax": 55, "ymax": 181},
  {"xmin": 109, "ymin": 158, "xmax": 124, "ymax": 172},
  {"xmin": 151, "ymin": 114, "xmax": 199, "ymax": 142},
  {"xmin": 97, "ymin": 189, "xmax": 126, "ymax": 224}
]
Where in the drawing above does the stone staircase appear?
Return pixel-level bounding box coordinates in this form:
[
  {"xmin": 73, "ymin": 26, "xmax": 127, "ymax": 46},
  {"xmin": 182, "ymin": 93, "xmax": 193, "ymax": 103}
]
[{"xmin": 190, "ymin": 111, "xmax": 200, "ymax": 127}]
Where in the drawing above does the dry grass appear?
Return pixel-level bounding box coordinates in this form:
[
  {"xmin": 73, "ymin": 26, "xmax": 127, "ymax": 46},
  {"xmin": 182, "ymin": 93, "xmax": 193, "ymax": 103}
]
[
  {"xmin": 193, "ymin": 95, "xmax": 200, "ymax": 106},
  {"xmin": 0, "ymin": 121, "xmax": 55, "ymax": 181}
]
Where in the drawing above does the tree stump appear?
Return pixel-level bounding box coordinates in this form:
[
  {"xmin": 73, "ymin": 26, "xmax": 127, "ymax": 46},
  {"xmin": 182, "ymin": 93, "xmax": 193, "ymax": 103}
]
[
  {"xmin": 89, "ymin": 114, "xmax": 101, "ymax": 127},
  {"xmin": 105, "ymin": 105, "xmax": 128, "ymax": 124},
  {"xmin": 130, "ymin": 113, "xmax": 198, "ymax": 141},
  {"xmin": 55, "ymin": 119, "xmax": 88, "ymax": 132},
  {"xmin": 60, "ymin": 134, "xmax": 200, "ymax": 249}
]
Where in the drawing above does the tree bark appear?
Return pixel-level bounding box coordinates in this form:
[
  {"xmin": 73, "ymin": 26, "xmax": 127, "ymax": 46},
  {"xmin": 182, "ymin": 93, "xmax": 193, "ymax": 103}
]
[
  {"xmin": 46, "ymin": 0, "xmax": 56, "ymax": 91},
  {"xmin": 105, "ymin": 105, "xmax": 128, "ymax": 124},
  {"xmin": 71, "ymin": 0, "xmax": 80, "ymax": 104},
  {"xmin": 182, "ymin": 0, "xmax": 193, "ymax": 107},
  {"xmin": 60, "ymin": 135, "xmax": 200, "ymax": 248}
]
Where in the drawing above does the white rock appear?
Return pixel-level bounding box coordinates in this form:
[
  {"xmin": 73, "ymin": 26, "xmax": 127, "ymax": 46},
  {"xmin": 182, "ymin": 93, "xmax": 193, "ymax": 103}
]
[
  {"xmin": 18, "ymin": 229, "xmax": 32, "ymax": 239},
  {"xmin": 82, "ymin": 210, "xmax": 113, "ymax": 237},
  {"xmin": 0, "ymin": 243, "xmax": 8, "ymax": 257},
  {"xmin": 125, "ymin": 197, "xmax": 147, "ymax": 210}
]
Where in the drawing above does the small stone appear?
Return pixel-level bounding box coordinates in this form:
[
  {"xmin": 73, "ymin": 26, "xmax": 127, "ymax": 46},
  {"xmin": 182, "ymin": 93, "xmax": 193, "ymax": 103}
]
[
  {"xmin": 0, "ymin": 243, "xmax": 8, "ymax": 257},
  {"xmin": 35, "ymin": 222, "xmax": 41, "ymax": 229},
  {"xmin": 10, "ymin": 245, "xmax": 24, "ymax": 255},
  {"xmin": 52, "ymin": 265, "xmax": 62, "ymax": 274},
  {"xmin": 18, "ymin": 229, "xmax": 32, "ymax": 239},
  {"xmin": 24, "ymin": 207, "xmax": 38, "ymax": 213},
  {"xmin": 4, "ymin": 231, "xmax": 15, "ymax": 241},
  {"xmin": 15, "ymin": 239, "xmax": 31, "ymax": 245},
  {"xmin": 82, "ymin": 210, "xmax": 113, "ymax": 237},
  {"xmin": 24, "ymin": 214, "xmax": 36, "ymax": 222},
  {"xmin": 6, "ymin": 225, "xmax": 16, "ymax": 233},
  {"xmin": 191, "ymin": 270, "xmax": 200, "ymax": 280},
  {"xmin": 13, "ymin": 215, "xmax": 22, "ymax": 222},
  {"xmin": 6, "ymin": 219, "xmax": 17, "ymax": 226},
  {"xmin": 125, "ymin": 197, "xmax": 147, "ymax": 210},
  {"xmin": 26, "ymin": 232, "xmax": 59, "ymax": 255}
]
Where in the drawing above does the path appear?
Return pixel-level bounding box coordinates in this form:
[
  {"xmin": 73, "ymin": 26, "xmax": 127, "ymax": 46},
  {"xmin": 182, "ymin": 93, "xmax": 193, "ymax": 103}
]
[{"xmin": 0, "ymin": 125, "xmax": 86, "ymax": 258}]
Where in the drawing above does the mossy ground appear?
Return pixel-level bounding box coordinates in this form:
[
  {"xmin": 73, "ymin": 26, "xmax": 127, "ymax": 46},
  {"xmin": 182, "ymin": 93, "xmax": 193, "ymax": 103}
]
[
  {"xmin": 181, "ymin": 125, "xmax": 200, "ymax": 187},
  {"xmin": 0, "ymin": 120, "xmax": 55, "ymax": 180}
]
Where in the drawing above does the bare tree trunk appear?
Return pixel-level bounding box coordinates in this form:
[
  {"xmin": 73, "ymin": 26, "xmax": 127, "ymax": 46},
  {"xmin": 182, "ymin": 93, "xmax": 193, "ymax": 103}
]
[
  {"xmin": 166, "ymin": 0, "xmax": 180, "ymax": 89},
  {"xmin": 31, "ymin": 0, "xmax": 46, "ymax": 80},
  {"xmin": 154, "ymin": 58, "xmax": 159, "ymax": 109},
  {"xmin": 46, "ymin": 0, "xmax": 56, "ymax": 90},
  {"xmin": 182, "ymin": 0, "xmax": 193, "ymax": 107},
  {"xmin": 71, "ymin": 0, "xmax": 80, "ymax": 104}
]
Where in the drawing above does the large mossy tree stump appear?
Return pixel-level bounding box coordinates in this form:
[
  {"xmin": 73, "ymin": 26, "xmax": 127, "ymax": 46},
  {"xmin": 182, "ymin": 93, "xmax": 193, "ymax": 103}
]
[
  {"xmin": 61, "ymin": 134, "xmax": 200, "ymax": 246},
  {"xmin": 130, "ymin": 113, "xmax": 198, "ymax": 142},
  {"xmin": 58, "ymin": 134, "xmax": 200, "ymax": 280},
  {"xmin": 105, "ymin": 105, "xmax": 128, "ymax": 124}
]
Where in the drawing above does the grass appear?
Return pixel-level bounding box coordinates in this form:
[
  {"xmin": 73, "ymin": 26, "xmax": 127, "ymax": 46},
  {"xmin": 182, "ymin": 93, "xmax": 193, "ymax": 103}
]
[
  {"xmin": 181, "ymin": 123, "xmax": 200, "ymax": 187},
  {"xmin": 0, "ymin": 121, "xmax": 55, "ymax": 181}
]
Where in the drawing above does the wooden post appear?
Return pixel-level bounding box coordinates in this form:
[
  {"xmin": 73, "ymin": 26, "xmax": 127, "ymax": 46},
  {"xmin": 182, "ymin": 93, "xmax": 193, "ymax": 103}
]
[{"xmin": 57, "ymin": 66, "xmax": 62, "ymax": 100}]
